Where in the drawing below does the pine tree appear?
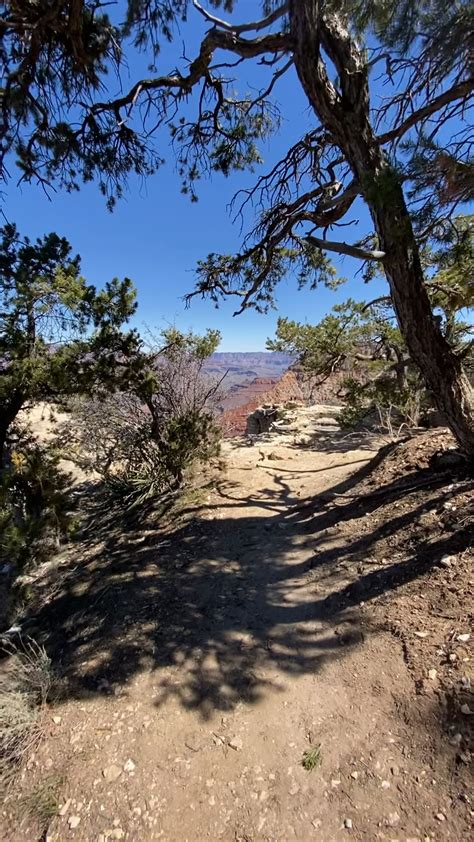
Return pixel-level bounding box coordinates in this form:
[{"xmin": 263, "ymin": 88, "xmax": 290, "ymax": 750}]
[
  {"xmin": 0, "ymin": 223, "xmax": 140, "ymax": 465},
  {"xmin": 1, "ymin": 1, "xmax": 473, "ymax": 450}
]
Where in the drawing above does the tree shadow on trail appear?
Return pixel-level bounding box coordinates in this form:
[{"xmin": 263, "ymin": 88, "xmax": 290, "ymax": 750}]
[{"xmin": 24, "ymin": 456, "xmax": 472, "ymax": 720}]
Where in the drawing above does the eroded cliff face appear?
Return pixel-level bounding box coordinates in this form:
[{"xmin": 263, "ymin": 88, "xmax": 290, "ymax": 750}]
[
  {"xmin": 220, "ymin": 371, "xmax": 309, "ymax": 435},
  {"xmin": 220, "ymin": 366, "xmax": 354, "ymax": 436}
]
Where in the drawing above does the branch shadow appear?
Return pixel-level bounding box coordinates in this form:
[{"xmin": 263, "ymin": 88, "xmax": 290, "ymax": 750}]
[{"xmin": 20, "ymin": 454, "xmax": 472, "ymax": 721}]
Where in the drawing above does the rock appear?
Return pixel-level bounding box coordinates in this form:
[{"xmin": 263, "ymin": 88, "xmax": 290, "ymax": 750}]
[
  {"xmin": 387, "ymin": 812, "xmax": 400, "ymax": 826},
  {"xmin": 381, "ymin": 780, "xmax": 390, "ymax": 789},
  {"xmin": 460, "ymin": 704, "xmax": 472, "ymax": 715},
  {"xmin": 350, "ymin": 771, "xmax": 358, "ymax": 780},
  {"xmin": 59, "ymin": 798, "xmax": 72, "ymax": 816},
  {"xmin": 435, "ymin": 812, "xmax": 446, "ymax": 822},
  {"xmin": 414, "ymin": 631, "xmax": 429, "ymax": 638},
  {"xmin": 457, "ymin": 633, "xmax": 470, "ymax": 643},
  {"xmin": 123, "ymin": 758, "xmax": 136, "ymax": 773},
  {"xmin": 103, "ymin": 764, "xmax": 122, "ymax": 782},
  {"xmin": 52, "ymin": 715, "xmax": 62, "ymax": 725},
  {"xmin": 344, "ymin": 818, "xmax": 353, "ymax": 829},
  {"xmin": 68, "ymin": 816, "xmax": 81, "ymax": 829},
  {"xmin": 440, "ymin": 555, "xmax": 454, "ymax": 567},
  {"xmin": 229, "ymin": 736, "xmax": 243, "ymax": 751},
  {"xmin": 289, "ymin": 782, "xmax": 300, "ymax": 796},
  {"xmin": 331, "ymin": 780, "xmax": 341, "ymax": 788},
  {"xmin": 428, "ymin": 669, "xmax": 437, "ymax": 681},
  {"xmin": 449, "ymin": 732, "xmax": 462, "ymax": 746}
]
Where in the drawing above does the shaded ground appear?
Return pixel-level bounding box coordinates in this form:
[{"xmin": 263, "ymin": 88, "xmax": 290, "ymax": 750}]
[{"xmin": 1, "ymin": 429, "xmax": 472, "ymax": 841}]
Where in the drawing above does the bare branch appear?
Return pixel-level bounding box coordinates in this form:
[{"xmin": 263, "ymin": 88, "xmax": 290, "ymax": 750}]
[
  {"xmin": 193, "ymin": 1, "xmax": 289, "ymax": 34},
  {"xmin": 378, "ymin": 79, "xmax": 474, "ymax": 145},
  {"xmin": 305, "ymin": 235, "xmax": 385, "ymax": 261}
]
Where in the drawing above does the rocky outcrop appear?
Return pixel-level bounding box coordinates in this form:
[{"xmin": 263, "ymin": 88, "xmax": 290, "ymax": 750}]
[
  {"xmin": 220, "ymin": 365, "xmax": 351, "ymax": 436},
  {"xmin": 221, "ymin": 371, "xmax": 305, "ymax": 436}
]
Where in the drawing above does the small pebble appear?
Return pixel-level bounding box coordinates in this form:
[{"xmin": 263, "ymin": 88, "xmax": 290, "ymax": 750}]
[
  {"xmin": 457, "ymin": 633, "xmax": 470, "ymax": 643},
  {"xmin": 428, "ymin": 669, "xmax": 437, "ymax": 680},
  {"xmin": 435, "ymin": 812, "xmax": 446, "ymax": 822},
  {"xmin": 344, "ymin": 818, "xmax": 353, "ymax": 829},
  {"xmin": 123, "ymin": 758, "xmax": 136, "ymax": 773},
  {"xmin": 59, "ymin": 798, "xmax": 71, "ymax": 816},
  {"xmin": 102, "ymin": 764, "xmax": 122, "ymax": 782},
  {"xmin": 68, "ymin": 816, "xmax": 81, "ymax": 829}
]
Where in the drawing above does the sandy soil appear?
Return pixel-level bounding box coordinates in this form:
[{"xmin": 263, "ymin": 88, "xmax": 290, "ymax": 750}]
[{"xmin": 1, "ymin": 425, "xmax": 472, "ymax": 841}]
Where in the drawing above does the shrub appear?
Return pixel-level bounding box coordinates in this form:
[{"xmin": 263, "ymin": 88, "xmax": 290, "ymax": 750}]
[
  {"xmin": 0, "ymin": 433, "xmax": 75, "ymax": 574},
  {"xmin": 62, "ymin": 329, "xmax": 223, "ymax": 508},
  {"xmin": 0, "ymin": 638, "xmax": 55, "ymax": 790}
]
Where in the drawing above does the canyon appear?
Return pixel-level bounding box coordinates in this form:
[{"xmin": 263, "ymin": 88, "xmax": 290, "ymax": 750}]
[{"xmin": 204, "ymin": 352, "xmax": 347, "ymax": 435}]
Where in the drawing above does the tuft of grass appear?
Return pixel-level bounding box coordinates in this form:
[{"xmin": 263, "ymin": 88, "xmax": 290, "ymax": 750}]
[
  {"xmin": 0, "ymin": 637, "xmax": 57, "ymax": 789},
  {"xmin": 301, "ymin": 744, "xmax": 322, "ymax": 771},
  {"xmin": 18, "ymin": 774, "xmax": 63, "ymax": 828}
]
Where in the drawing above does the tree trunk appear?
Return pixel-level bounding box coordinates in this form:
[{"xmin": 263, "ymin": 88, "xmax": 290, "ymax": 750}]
[
  {"xmin": 289, "ymin": 0, "xmax": 474, "ymax": 454},
  {"xmin": 364, "ymin": 176, "xmax": 474, "ymax": 451},
  {"xmin": 0, "ymin": 394, "xmax": 25, "ymax": 470}
]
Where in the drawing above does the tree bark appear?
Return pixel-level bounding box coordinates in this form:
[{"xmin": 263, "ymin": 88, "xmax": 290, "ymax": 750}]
[
  {"xmin": 289, "ymin": 0, "xmax": 474, "ymax": 454},
  {"xmin": 0, "ymin": 393, "xmax": 25, "ymax": 469}
]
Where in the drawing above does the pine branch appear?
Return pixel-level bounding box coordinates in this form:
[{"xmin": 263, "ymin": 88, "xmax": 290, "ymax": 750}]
[
  {"xmin": 305, "ymin": 235, "xmax": 385, "ymax": 261},
  {"xmin": 192, "ymin": 1, "xmax": 289, "ymax": 34},
  {"xmin": 378, "ymin": 79, "xmax": 474, "ymax": 145}
]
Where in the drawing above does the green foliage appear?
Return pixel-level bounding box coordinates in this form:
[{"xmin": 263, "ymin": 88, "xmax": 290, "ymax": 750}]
[
  {"xmin": 63, "ymin": 328, "xmax": 222, "ymax": 509},
  {"xmin": 18, "ymin": 774, "xmax": 63, "ymax": 829},
  {"xmin": 194, "ymin": 241, "xmax": 343, "ymax": 314},
  {"xmin": 270, "ymin": 216, "xmax": 472, "ymax": 428},
  {"xmin": 301, "ymin": 744, "xmax": 321, "ymax": 771},
  {"xmin": 1, "ymin": 2, "xmax": 472, "ymax": 447},
  {"xmin": 0, "ymin": 435, "xmax": 75, "ymax": 573},
  {"xmin": 338, "ymin": 375, "xmax": 424, "ymax": 429},
  {"xmin": 0, "ymin": 223, "xmax": 141, "ymax": 465}
]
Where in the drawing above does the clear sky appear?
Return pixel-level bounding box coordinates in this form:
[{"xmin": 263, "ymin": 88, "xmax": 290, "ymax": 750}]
[{"xmin": 3, "ymin": 3, "xmax": 388, "ymax": 352}]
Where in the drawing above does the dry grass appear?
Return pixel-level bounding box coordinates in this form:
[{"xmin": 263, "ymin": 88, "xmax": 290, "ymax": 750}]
[
  {"xmin": 0, "ymin": 637, "xmax": 56, "ymax": 790},
  {"xmin": 18, "ymin": 773, "xmax": 63, "ymax": 828}
]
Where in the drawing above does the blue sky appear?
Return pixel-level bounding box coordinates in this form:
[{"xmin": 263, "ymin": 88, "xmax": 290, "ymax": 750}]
[{"xmin": 4, "ymin": 3, "xmax": 388, "ymax": 352}]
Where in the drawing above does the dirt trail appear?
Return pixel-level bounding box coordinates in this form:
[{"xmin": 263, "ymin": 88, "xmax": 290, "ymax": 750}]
[{"xmin": 3, "ymin": 430, "xmax": 472, "ymax": 841}]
